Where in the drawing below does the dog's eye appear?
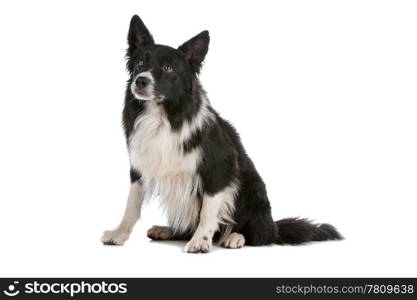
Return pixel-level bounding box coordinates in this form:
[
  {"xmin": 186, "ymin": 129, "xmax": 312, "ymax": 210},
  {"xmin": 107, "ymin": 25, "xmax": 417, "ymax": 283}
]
[
  {"xmin": 162, "ymin": 65, "xmax": 173, "ymax": 72},
  {"xmin": 138, "ymin": 60, "xmax": 145, "ymax": 66}
]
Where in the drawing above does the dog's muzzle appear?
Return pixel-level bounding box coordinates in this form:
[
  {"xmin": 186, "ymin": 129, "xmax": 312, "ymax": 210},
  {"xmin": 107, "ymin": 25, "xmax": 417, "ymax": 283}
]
[{"xmin": 131, "ymin": 72, "xmax": 155, "ymax": 101}]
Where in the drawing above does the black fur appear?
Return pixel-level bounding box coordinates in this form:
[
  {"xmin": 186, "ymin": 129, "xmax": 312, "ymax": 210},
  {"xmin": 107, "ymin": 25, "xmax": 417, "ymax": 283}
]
[
  {"xmin": 122, "ymin": 15, "xmax": 342, "ymax": 246},
  {"xmin": 129, "ymin": 168, "xmax": 141, "ymax": 183},
  {"xmin": 275, "ymin": 218, "xmax": 343, "ymax": 245}
]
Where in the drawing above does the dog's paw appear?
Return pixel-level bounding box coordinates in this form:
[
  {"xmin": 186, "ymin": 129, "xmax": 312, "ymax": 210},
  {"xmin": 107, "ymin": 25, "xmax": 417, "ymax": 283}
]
[
  {"xmin": 101, "ymin": 229, "xmax": 129, "ymax": 246},
  {"xmin": 223, "ymin": 232, "xmax": 245, "ymax": 249},
  {"xmin": 184, "ymin": 236, "xmax": 212, "ymax": 253},
  {"xmin": 147, "ymin": 226, "xmax": 172, "ymax": 240}
]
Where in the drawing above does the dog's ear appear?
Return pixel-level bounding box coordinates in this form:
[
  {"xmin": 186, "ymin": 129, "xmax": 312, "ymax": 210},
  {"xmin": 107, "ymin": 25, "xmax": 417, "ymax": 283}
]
[
  {"xmin": 178, "ymin": 30, "xmax": 210, "ymax": 73},
  {"xmin": 127, "ymin": 15, "xmax": 154, "ymax": 55}
]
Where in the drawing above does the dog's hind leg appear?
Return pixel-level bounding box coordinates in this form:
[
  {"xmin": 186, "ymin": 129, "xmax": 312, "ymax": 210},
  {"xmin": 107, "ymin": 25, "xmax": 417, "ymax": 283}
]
[
  {"xmin": 147, "ymin": 226, "xmax": 173, "ymax": 240},
  {"xmin": 101, "ymin": 181, "xmax": 145, "ymax": 245},
  {"xmin": 147, "ymin": 226, "xmax": 192, "ymax": 241},
  {"xmin": 222, "ymin": 232, "xmax": 245, "ymax": 249}
]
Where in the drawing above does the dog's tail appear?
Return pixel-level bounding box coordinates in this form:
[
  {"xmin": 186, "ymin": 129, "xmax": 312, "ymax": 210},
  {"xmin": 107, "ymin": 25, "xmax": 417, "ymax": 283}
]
[{"xmin": 275, "ymin": 217, "xmax": 343, "ymax": 245}]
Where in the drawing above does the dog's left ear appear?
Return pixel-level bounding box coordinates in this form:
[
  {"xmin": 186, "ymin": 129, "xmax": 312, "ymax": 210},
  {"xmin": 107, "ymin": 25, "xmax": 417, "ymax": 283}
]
[
  {"xmin": 178, "ymin": 30, "xmax": 210, "ymax": 73},
  {"xmin": 127, "ymin": 15, "xmax": 154, "ymax": 55}
]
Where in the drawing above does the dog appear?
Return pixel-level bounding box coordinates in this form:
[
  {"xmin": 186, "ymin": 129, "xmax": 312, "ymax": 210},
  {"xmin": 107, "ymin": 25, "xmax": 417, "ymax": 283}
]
[{"xmin": 101, "ymin": 15, "xmax": 342, "ymax": 253}]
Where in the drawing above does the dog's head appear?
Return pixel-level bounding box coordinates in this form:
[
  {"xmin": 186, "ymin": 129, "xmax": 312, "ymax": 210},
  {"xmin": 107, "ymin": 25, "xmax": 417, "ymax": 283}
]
[{"xmin": 126, "ymin": 15, "xmax": 209, "ymax": 103}]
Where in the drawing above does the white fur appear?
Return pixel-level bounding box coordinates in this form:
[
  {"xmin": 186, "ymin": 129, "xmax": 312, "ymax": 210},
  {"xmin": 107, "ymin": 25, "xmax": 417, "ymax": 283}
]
[
  {"xmin": 103, "ymin": 88, "xmax": 238, "ymax": 251},
  {"xmin": 184, "ymin": 183, "xmax": 239, "ymax": 253},
  {"xmin": 128, "ymin": 94, "xmax": 218, "ymax": 234},
  {"xmin": 101, "ymin": 181, "xmax": 145, "ymax": 245},
  {"xmin": 215, "ymin": 181, "xmax": 239, "ymax": 244}
]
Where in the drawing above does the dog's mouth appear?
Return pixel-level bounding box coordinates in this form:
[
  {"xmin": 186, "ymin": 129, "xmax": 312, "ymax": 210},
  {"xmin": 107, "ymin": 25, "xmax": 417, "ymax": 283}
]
[
  {"xmin": 131, "ymin": 84, "xmax": 165, "ymax": 103},
  {"xmin": 131, "ymin": 85, "xmax": 149, "ymax": 99},
  {"xmin": 131, "ymin": 85, "xmax": 152, "ymax": 101}
]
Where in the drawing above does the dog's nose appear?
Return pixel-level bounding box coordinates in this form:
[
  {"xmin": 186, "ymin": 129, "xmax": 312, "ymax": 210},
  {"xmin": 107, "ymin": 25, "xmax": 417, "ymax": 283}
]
[{"xmin": 135, "ymin": 76, "xmax": 150, "ymax": 89}]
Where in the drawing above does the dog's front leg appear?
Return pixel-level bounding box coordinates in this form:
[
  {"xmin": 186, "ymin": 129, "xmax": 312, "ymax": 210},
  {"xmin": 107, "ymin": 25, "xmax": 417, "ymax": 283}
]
[
  {"xmin": 184, "ymin": 191, "xmax": 225, "ymax": 253},
  {"xmin": 101, "ymin": 181, "xmax": 145, "ymax": 245}
]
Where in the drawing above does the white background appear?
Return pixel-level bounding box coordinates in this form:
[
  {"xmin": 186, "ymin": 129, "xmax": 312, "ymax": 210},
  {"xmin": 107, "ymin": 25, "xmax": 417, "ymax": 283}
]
[{"xmin": 0, "ymin": 0, "xmax": 416, "ymax": 277}]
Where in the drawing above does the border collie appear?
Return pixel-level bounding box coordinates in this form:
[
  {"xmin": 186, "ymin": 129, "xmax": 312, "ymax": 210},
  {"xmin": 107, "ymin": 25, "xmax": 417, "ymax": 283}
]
[{"xmin": 101, "ymin": 15, "xmax": 342, "ymax": 253}]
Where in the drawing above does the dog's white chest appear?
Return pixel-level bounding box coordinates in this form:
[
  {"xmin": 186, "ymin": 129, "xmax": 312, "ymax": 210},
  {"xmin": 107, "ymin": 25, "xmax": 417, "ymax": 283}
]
[
  {"xmin": 128, "ymin": 103, "xmax": 200, "ymax": 179},
  {"xmin": 128, "ymin": 102, "xmax": 202, "ymax": 232}
]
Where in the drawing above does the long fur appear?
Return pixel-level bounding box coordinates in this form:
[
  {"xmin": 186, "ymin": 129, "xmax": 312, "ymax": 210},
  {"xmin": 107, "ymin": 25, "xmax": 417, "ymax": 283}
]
[
  {"xmin": 275, "ymin": 218, "xmax": 343, "ymax": 245},
  {"xmin": 104, "ymin": 15, "xmax": 343, "ymax": 250}
]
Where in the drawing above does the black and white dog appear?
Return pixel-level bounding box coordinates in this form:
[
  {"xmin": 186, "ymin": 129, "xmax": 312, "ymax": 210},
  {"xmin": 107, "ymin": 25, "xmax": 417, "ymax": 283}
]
[{"xmin": 101, "ymin": 15, "xmax": 342, "ymax": 253}]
